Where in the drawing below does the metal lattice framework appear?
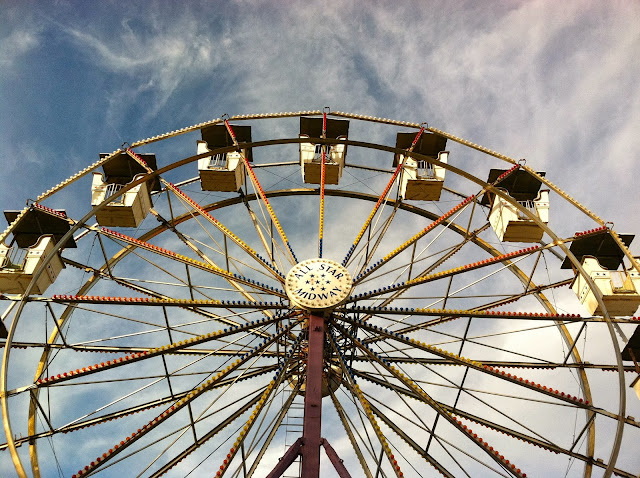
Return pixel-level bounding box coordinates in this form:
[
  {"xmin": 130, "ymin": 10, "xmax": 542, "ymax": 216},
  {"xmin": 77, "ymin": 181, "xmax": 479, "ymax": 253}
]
[{"xmin": 1, "ymin": 110, "xmax": 639, "ymax": 478}]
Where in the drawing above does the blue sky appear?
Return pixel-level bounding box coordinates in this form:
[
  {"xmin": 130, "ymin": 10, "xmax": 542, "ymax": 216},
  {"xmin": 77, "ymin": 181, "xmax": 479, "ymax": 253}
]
[
  {"xmin": 1, "ymin": 1, "xmax": 639, "ymax": 234},
  {"xmin": 1, "ymin": 1, "xmax": 640, "ymax": 477}
]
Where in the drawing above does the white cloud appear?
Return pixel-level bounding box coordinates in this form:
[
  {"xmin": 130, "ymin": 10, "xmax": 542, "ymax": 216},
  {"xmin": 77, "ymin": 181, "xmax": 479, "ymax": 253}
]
[
  {"xmin": 0, "ymin": 28, "xmax": 40, "ymax": 68},
  {"xmin": 58, "ymin": 14, "xmax": 223, "ymax": 120}
]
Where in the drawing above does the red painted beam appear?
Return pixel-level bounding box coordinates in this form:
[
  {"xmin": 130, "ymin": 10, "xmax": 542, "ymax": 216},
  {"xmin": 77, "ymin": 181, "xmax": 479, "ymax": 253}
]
[
  {"xmin": 301, "ymin": 314, "xmax": 325, "ymax": 478},
  {"xmin": 265, "ymin": 438, "xmax": 303, "ymax": 478},
  {"xmin": 322, "ymin": 438, "xmax": 353, "ymax": 478}
]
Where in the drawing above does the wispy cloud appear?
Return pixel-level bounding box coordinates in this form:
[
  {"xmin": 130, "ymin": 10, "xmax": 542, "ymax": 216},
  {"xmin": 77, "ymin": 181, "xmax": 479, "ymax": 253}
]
[
  {"xmin": 58, "ymin": 13, "xmax": 224, "ymax": 120},
  {"xmin": 0, "ymin": 28, "xmax": 40, "ymax": 69}
]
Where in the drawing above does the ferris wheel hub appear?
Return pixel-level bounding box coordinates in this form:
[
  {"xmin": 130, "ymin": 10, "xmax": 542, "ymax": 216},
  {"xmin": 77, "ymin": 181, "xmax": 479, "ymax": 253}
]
[{"xmin": 285, "ymin": 258, "xmax": 352, "ymax": 311}]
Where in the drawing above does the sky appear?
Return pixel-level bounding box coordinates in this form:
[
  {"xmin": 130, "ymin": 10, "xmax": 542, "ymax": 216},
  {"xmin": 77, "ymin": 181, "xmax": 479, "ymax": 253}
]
[
  {"xmin": 1, "ymin": 0, "xmax": 639, "ymax": 233},
  {"xmin": 1, "ymin": 1, "xmax": 640, "ymax": 477}
]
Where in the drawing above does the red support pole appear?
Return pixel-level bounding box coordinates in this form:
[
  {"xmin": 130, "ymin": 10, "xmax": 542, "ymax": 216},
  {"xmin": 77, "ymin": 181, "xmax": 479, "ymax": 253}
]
[
  {"xmin": 265, "ymin": 438, "xmax": 303, "ymax": 478},
  {"xmin": 322, "ymin": 439, "xmax": 353, "ymax": 478},
  {"xmin": 301, "ymin": 314, "xmax": 325, "ymax": 478}
]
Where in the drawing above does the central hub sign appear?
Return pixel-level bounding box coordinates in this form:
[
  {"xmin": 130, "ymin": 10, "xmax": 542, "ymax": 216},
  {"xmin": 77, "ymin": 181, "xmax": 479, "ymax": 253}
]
[{"xmin": 285, "ymin": 258, "xmax": 352, "ymax": 311}]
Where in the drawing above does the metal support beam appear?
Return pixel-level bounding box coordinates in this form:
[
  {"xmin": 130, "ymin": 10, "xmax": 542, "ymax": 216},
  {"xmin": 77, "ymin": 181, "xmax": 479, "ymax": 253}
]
[
  {"xmin": 563, "ymin": 322, "xmax": 587, "ymax": 365},
  {"xmin": 322, "ymin": 438, "xmax": 353, "ymax": 478},
  {"xmin": 301, "ymin": 314, "xmax": 325, "ymax": 478},
  {"xmin": 265, "ymin": 438, "xmax": 303, "ymax": 478},
  {"xmin": 265, "ymin": 313, "xmax": 326, "ymax": 478}
]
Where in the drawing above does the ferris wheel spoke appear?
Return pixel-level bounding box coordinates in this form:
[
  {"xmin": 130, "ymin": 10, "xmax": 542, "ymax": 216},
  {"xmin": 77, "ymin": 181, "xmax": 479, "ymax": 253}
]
[
  {"xmin": 348, "ymin": 239, "xmax": 478, "ymax": 322},
  {"xmin": 442, "ymin": 276, "xmax": 573, "ymax": 320},
  {"xmin": 222, "ymin": 119, "xmax": 298, "ymax": 265},
  {"xmin": 155, "ymin": 193, "xmax": 288, "ymax": 306},
  {"xmin": 341, "ymin": 127, "xmax": 426, "ymax": 269},
  {"xmin": 61, "ymin": 255, "xmax": 284, "ymax": 333},
  {"xmin": 347, "ymin": 367, "xmax": 527, "ymax": 478},
  {"xmin": 341, "ymin": 306, "xmax": 584, "ymax": 347},
  {"xmin": 142, "ymin": 346, "xmax": 293, "ymax": 478},
  {"xmin": 5, "ymin": 366, "xmax": 276, "ymax": 454},
  {"xmin": 3, "ymin": 341, "xmax": 290, "ymax": 362},
  {"xmin": 355, "ymin": 236, "xmax": 467, "ymax": 290},
  {"xmin": 353, "ymin": 164, "xmax": 524, "ymax": 285},
  {"xmin": 348, "ymin": 353, "xmax": 463, "ymax": 477},
  {"xmin": 353, "ymin": 197, "xmax": 475, "ymax": 284},
  {"xmin": 355, "ymin": 351, "xmax": 564, "ymax": 454},
  {"xmin": 367, "ymin": 356, "xmax": 638, "ymax": 372},
  {"xmin": 350, "ymin": 245, "xmax": 544, "ymax": 303},
  {"xmin": 364, "ymin": 394, "xmax": 480, "ymax": 478},
  {"xmin": 237, "ymin": 189, "xmax": 280, "ymax": 268},
  {"xmin": 63, "ymin": 301, "xmax": 277, "ymax": 346},
  {"xmin": 318, "ymin": 108, "xmax": 328, "ymax": 259},
  {"xmin": 328, "ymin": 327, "xmax": 429, "ymax": 478},
  {"xmin": 349, "ymin": 202, "xmax": 403, "ymax": 278},
  {"xmin": 355, "ymin": 369, "xmax": 637, "ymax": 478},
  {"xmin": 68, "ymin": 320, "xmax": 299, "ymax": 478},
  {"xmin": 360, "ymin": 233, "xmax": 573, "ymax": 323},
  {"xmin": 336, "ymin": 324, "xmax": 596, "ymax": 472},
  {"xmin": 332, "ymin": 323, "xmax": 595, "ymax": 477},
  {"xmin": 49, "ymin": 294, "xmax": 287, "ymax": 310},
  {"xmin": 84, "ymin": 378, "xmax": 269, "ymax": 477},
  {"xmin": 147, "ymin": 391, "xmax": 264, "ymax": 478},
  {"xmin": 242, "ymin": 381, "xmax": 302, "ymax": 478},
  {"xmin": 96, "ymin": 226, "xmax": 285, "ymax": 298},
  {"xmin": 365, "ymin": 394, "xmax": 521, "ymax": 478},
  {"xmin": 340, "ymin": 305, "xmax": 581, "ymax": 324},
  {"xmin": 327, "ymin": 387, "xmax": 375, "ymax": 478},
  {"xmin": 176, "ymin": 228, "xmax": 276, "ymax": 284},
  {"xmin": 240, "ymin": 189, "xmax": 292, "ymax": 276},
  {"xmin": 123, "ymin": 147, "xmax": 289, "ymax": 280},
  {"xmin": 339, "ymin": 316, "xmax": 591, "ymax": 407},
  {"xmin": 148, "ymin": 207, "xmax": 285, "ymax": 306},
  {"xmin": 33, "ymin": 313, "xmax": 291, "ymax": 388},
  {"xmin": 120, "ymin": 250, "xmax": 282, "ymax": 318},
  {"xmin": 209, "ymin": 330, "xmax": 305, "ymax": 478},
  {"xmin": 371, "ymin": 221, "xmax": 496, "ymax": 291},
  {"xmin": 334, "ymin": 387, "xmax": 386, "ymax": 470},
  {"xmin": 230, "ymin": 389, "xmax": 301, "ymax": 478},
  {"xmin": 166, "ymin": 207, "xmax": 286, "ymax": 302},
  {"xmin": 364, "ymin": 360, "xmax": 603, "ymax": 469},
  {"xmin": 54, "ymin": 356, "xmax": 214, "ymax": 434},
  {"xmin": 42, "ymin": 306, "xmax": 273, "ymax": 352},
  {"xmin": 443, "ymin": 404, "xmax": 632, "ymax": 477}
]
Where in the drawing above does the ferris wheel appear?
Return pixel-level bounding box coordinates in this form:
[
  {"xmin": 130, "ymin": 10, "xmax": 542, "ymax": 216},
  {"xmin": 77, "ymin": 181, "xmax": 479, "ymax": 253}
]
[{"xmin": 1, "ymin": 110, "xmax": 639, "ymax": 478}]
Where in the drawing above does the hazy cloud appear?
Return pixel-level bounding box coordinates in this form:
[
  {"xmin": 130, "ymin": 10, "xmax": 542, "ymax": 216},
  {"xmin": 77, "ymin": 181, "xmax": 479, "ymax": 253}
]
[{"xmin": 0, "ymin": 28, "xmax": 40, "ymax": 68}]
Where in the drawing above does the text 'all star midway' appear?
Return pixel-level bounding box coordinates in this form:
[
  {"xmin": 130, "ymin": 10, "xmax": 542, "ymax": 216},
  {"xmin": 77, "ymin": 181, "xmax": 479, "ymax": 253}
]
[{"xmin": 285, "ymin": 258, "xmax": 352, "ymax": 311}]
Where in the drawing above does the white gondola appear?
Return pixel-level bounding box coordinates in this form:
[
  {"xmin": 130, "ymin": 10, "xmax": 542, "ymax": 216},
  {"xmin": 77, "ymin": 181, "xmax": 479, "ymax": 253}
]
[
  {"xmin": 399, "ymin": 153, "xmax": 449, "ymax": 201},
  {"xmin": 0, "ymin": 208, "xmax": 75, "ymax": 295},
  {"xmin": 564, "ymin": 231, "xmax": 640, "ymax": 316},
  {"xmin": 299, "ymin": 135, "xmax": 346, "ymax": 185},
  {"xmin": 198, "ymin": 124, "xmax": 251, "ymax": 192},
  {"xmin": 0, "ymin": 235, "xmax": 63, "ymax": 295},
  {"xmin": 395, "ymin": 131, "xmax": 448, "ymax": 201},
  {"xmin": 91, "ymin": 172, "xmax": 152, "ymax": 228},
  {"xmin": 198, "ymin": 142, "xmax": 246, "ymax": 192},
  {"xmin": 489, "ymin": 188, "xmax": 550, "ymax": 243},
  {"xmin": 299, "ymin": 116, "xmax": 349, "ymax": 185},
  {"xmin": 91, "ymin": 152, "xmax": 159, "ymax": 228},
  {"xmin": 483, "ymin": 169, "xmax": 549, "ymax": 243},
  {"xmin": 572, "ymin": 256, "xmax": 640, "ymax": 316}
]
